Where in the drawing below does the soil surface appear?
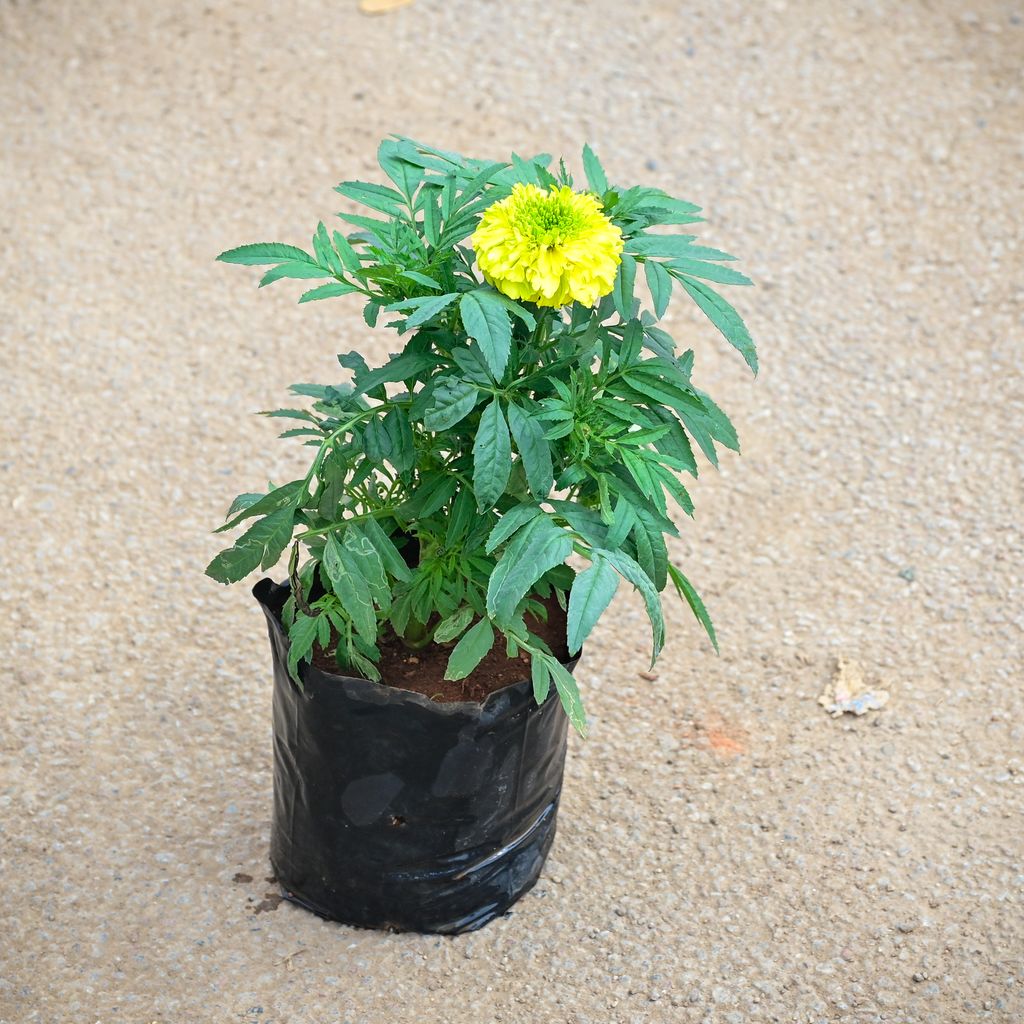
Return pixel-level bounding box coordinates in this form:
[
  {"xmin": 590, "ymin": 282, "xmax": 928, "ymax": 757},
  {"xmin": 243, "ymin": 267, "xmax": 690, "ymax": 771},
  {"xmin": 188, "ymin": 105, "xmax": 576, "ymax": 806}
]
[
  {"xmin": 2, "ymin": 3, "xmax": 1022, "ymax": 1023},
  {"xmin": 310, "ymin": 600, "xmax": 571, "ymax": 702}
]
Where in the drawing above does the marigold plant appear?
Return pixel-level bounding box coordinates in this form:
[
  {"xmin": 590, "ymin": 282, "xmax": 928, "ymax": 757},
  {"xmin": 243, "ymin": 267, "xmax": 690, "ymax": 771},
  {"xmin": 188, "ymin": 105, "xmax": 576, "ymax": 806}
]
[{"xmin": 207, "ymin": 137, "xmax": 757, "ymax": 734}]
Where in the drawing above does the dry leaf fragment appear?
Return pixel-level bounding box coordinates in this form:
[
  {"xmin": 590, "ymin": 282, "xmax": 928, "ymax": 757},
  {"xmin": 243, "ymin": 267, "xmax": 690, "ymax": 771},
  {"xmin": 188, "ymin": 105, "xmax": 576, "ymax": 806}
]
[
  {"xmin": 818, "ymin": 656, "xmax": 891, "ymax": 717},
  {"xmin": 359, "ymin": 0, "xmax": 414, "ymax": 13}
]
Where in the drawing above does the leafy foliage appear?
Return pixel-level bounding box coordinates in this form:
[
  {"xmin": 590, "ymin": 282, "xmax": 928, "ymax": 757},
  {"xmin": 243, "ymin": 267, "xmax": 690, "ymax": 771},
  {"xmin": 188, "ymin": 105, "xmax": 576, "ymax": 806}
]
[{"xmin": 207, "ymin": 136, "xmax": 757, "ymax": 734}]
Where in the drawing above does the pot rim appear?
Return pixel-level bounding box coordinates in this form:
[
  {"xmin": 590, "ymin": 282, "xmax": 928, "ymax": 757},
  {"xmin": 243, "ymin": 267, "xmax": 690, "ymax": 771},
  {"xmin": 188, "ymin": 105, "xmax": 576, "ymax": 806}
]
[{"xmin": 253, "ymin": 577, "xmax": 579, "ymax": 714}]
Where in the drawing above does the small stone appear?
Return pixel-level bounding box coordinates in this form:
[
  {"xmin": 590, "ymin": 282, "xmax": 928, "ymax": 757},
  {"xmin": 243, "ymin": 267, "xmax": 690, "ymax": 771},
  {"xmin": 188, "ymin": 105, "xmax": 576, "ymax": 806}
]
[{"xmin": 896, "ymin": 921, "xmax": 918, "ymax": 934}]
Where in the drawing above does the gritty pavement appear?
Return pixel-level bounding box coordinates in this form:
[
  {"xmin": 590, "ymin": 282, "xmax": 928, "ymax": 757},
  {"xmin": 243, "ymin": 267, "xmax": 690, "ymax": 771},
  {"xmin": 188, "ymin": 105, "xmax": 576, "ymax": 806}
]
[{"xmin": 1, "ymin": 2, "xmax": 1022, "ymax": 1022}]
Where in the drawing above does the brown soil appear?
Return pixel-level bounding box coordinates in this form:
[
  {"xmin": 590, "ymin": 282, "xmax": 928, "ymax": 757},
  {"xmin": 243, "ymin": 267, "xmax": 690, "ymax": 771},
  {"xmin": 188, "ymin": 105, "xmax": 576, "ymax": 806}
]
[{"xmin": 309, "ymin": 598, "xmax": 570, "ymax": 703}]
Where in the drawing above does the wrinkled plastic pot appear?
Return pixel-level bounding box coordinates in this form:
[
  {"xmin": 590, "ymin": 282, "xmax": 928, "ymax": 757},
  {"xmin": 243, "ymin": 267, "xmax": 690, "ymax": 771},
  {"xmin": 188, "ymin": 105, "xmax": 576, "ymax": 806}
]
[{"xmin": 253, "ymin": 579, "xmax": 575, "ymax": 934}]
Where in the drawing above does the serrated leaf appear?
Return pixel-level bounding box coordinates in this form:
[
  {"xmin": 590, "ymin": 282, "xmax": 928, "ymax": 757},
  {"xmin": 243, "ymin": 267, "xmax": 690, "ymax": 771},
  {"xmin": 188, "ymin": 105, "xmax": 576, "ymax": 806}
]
[
  {"xmin": 667, "ymin": 258, "xmax": 753, "ymax": 287},
  {"xmin": 599, "ymin": 548, "xmax": 665, "ymax": 665},
  {"xmin": 396, "ymin": 292, "xmax": 459, "ymax": 328},
  {"xmin": 322, "ymin": 533, "xmax": 377, "ymax": 642},
  {"xmin": 423, "ymin": 377, "xmax": 480, "ymax": 431},
  {"xmin": 582, "ymin": 143, "xmax": 609, "ymax": 195},
  {"xmin": 460, "ymin": 290, "xmax": 512, "ymax": 380},
  {"xmin": 492, "ymin": 294, "xmax": 537, "ymax": 331},
  {"xmin": 217, "ymin": 242, "xmax": 315, "ymax": 266},
  {"xmin": 286, "ymin": 612, "xmax": 319, "ymax": 684},
  {"xmin": 299, "ymin": 282, "xmax": 360, "ymax": 303},
  {"xmin": 507, "ymin": 402, "xmax": 554, "ymax": 499},
  {"xmin": 644, "ymin": 259, "xmax": 673, "ymax": 319},
  {"xmin": 225, "ymin": 492, "xmax": 263, "ymax": 519},
  {"xmin": 332, "ymin": 230, "xmax": 362, "ymax": 272},
  {"xmin": 472, "ymin": 399, "xmax": 512, "ymax": 511},
  {"xmin": 398, "ymin": 270, "xmax": 441, "ymax": 292},
  {"xmin": 678, "ymin": 277, "xmax": 757, "ymax": 373},
  {"xmin": 626, "ymin": 235, "xmax": 734, "ymax": 260},
  {"xmin": 485, "ymin": 502, "xmax": 541, "ymax": 554},
  {"xmin": 361, "ymin": 516, "xmax": 413, "ymax": 582},
  {"xmin": 397, "ymin": 471, "xmax": 457, "ymax": 518},
  {"xmin": 531, "ymin": 656, "xmax": 551, "ymax": 705},
  {"xmin": 668, "ymin": 563, "xmax": 718, "ymax": 652},
  {"xmin": 215, "ymin": 479, "xmax": 305, "ymax": 534},
  {"xmin": 420, "ymin": 189, "xmax": 440, "ymax": 246},
  {"xmin": 444, "ymin": 617, "xmax": 495, "ymax": 681},
  {"xmin": 334, "ymin": 180, "xmax": 406, "ymax": 215},
  {"xmin": 342, "ymin": 526, "xmax": 389, "ymax": 607},
  {"xmin": 612, "ymin": 253, "xmax": 637, "ymax": 320},
  {"xmin": 315, "ymin": 221, "xmax": 343, "ymax": 275},
  {"xmin": 547, "ymin": 656, "xmax": 587, "ymax": 737},
  {"xmin": 205, "ymin": 507, "xmax": 295, "ymax": 584},
  {"xmin": 353, "ymin": 350, "xmax": 437, "ymax": 398},
  {"xmin": 434, "ymin": 605, "xmax": 474, "ymax": 643},
  {"xmin": 259, "ymin": 262, "xmax": 334, "ymax": 287},
  {"xmin": 567, "ymin": 555, "xmax": 619, "ymax": 655},
  {"xmin": 487, "ymin": 516, "xmax": 573, "ymax": 625},
  {"xmin": 692, "ymin": 387, "xmax": 740, "ymax": 451}
]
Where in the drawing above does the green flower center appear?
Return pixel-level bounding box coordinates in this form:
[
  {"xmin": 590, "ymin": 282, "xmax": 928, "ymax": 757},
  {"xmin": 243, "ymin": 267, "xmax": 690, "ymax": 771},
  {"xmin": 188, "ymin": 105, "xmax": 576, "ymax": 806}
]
[{"xmin": 513, "ymin": 190, "xmax": 586, "ymax": 245}]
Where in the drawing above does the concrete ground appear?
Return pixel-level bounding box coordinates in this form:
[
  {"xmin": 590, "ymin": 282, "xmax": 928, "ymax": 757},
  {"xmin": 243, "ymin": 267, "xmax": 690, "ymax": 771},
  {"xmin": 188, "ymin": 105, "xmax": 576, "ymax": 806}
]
[{"xmin": 1, "ymin": 1, "xmax": 1022, "ymax": 1021}]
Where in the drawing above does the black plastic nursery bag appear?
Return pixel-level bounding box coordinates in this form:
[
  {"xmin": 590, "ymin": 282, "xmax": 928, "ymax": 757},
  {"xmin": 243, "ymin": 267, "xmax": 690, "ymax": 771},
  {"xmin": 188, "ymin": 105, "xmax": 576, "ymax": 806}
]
[{"xmin": 253, "ymin": 579, "xmax": 574, "ymax": 934}]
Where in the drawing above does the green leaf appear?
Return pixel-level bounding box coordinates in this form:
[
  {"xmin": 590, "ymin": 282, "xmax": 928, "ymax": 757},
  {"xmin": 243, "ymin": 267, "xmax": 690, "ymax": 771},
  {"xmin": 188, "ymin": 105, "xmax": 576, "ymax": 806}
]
[
  {"xmin": 667, "ymin": 259, "xmax": 752, "ymax": 287},
  {"xmin": 225, "ymin": 492, "xmax": 263, "ymax": 519},
  {"xmin": 652, "ymin": 463, "xmax": 695, "ymax": 516},
  {"xmin": 492, "ymin": 294, "xmax": 537, "ymax": 331},
  {"xmin": 217, "ymin": 480, "xmax": 304, "ymax": 533},
  {"xmin": 600, "ymin": 548, "xmax": 665, "ymax": 665},
  {"xmin": 420, "ymin": 187, "xmax": 440, "ymax": 246},
  {"xmin": 205, "ymin": 507, "xmax": 295, "ymax": 584},
  {"xmin": 531, "ymin": 656, "xmax": 551, "ymax": 705},
  {"xmin": 286, "ymin": 612, "xmax": 319, "ymax": 684},
  {"xmin": 460, "ymin": 290, "xmax": 512, "ymax": 380},
  {"xmin": 361, "ymin": 516, "xmax": 413, "ymax": 582},
  {"xmin": 472, "ymin": 399, "xmax": 512, "ymax": 511},
  {"xmin": 332, "ymin": 230, "xmax": 361, "ymax": 272},
  {"xmin": 314, "ymin": 221, "xmax": 343, "ymax": 275},
  {"xmin": 487, "ymin": 516, "xmax": 573, "ymax": 625},
  {"xmin": 485, "ymin": 502, "xmax": 541, "ymax": 554},
  {"xmin": 259, "ymin": 262, "xmax": 334, "ymax": 287},
  {"xmin": 612, "ymin": 253, "xmax": 637, "ymax": 320},
  {"xmin": 547, "ymin": 656, "xmax": 587, "ymax": 737},
  {"xmin": 299, "ymin": 282, "xmax": 360, "ymax": 303},
  {"xmin": 582, "ymin": 143, "xmax": 609, "ymax": 195},
  {"xmin": 397, "ymin": 292, "xmax": 459, "ymax": 328},
  {"xmin": 644, "ymin": 259, "xmax": 673, "ymax": 319},
  {"xmin": 444, "ymin": 617, "xmax": 495, "ymax": 681},
  {"xmin": 217, "ymin": 242, "xmax": 315, "ymax": 266},
  {"xmin": 434, "ymin": 605, "xmax": 474, "ymax": 643},
  {"xmin": 397, "ymin": 471, "xmax": 457, "ymax": 518},
  {"xmin": 668, "ymin": 563, "xmax": 718, "ymax": 652},
  {"xmin": 322, "ymin": 533, "xmax": 377, "ymax": 642},
  {"xmin": 423, "ymin": 377, "xmax": 480, "ymax": 431},
  {"xmin": 398, "ymin": 270, "xmax": 441, "ymax": 292},
  {"xmin": 692, "ymin": 387, "xmax": 740, "ymax": 451},
  {"xmin": 353, "ymin": 350, "xmax": 437, "ymax": 398},
  {"xmin": 507, "ymin": 402, "xmax": 554, "ymax": 498},
  {"xmin": 677, "ymin": 277, "xmax": 757, "ymax": 373},
  {"xmin": 626, "ymin": 235, "xmax": 734, "ymax": 260},
  {"xmin": 342, "ymin": 527, "xmax": 389, "ymax": 604},
  {"xmin": 334, "ymin": 180, "xmax": 406, "ymax": 216},
  {"xmin": 567, "ymin": 555, "xmax": 619, "ymax": 655},
  {"xmin": 378, "ymin": 142, "xmax": 424, "ymax": 202}
]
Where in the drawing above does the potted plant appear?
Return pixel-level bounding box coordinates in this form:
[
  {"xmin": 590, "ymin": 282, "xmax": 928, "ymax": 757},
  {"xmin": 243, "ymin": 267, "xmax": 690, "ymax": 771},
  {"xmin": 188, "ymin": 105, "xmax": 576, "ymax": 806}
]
[{"xmin": 207, "ymin": 137, "xmax": 756, "ymax": 934}]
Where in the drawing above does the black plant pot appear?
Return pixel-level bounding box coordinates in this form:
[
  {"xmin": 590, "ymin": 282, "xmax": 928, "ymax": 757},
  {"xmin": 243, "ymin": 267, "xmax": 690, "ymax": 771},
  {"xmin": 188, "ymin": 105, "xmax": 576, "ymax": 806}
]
[{"xmin": 253, "ymin": 579, "xmax": 575, "ymax": 935}]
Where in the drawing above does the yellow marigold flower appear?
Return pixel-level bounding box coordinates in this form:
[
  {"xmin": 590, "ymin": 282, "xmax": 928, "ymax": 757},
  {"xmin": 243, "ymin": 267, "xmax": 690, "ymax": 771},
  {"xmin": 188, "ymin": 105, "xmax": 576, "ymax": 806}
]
[{"xmin": 471, "ymin": 183, "xmax": 624, "ymax": 308}]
